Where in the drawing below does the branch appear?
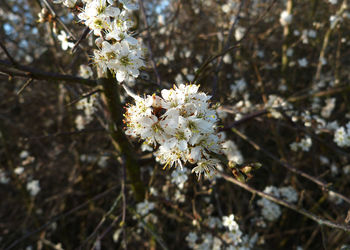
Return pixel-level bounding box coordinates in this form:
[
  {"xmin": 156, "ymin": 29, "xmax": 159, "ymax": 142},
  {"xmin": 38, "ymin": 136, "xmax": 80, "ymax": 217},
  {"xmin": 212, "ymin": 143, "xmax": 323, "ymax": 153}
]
[
  {"xmin": 99, "ymin": 71, "xmax": 145, "ymax": 202},
  {"xmin": 220, "ymin": 172, "xmax": 350, "ymax": 232},
  {"xmin": 287, "ymin": 84, "xmax": 350, "ymax": 103},
  {"xmin": 231, "ymin": 128, "xmax": 350, "ymax": 205},
  {"xmin": 0, "ymin": 59, "xmax": 97, "ymax": 87},
  {"xmin": 0, "ymin": 40, "xmax": 17, "ymax": 65},
  {"xmin": 5, "ymin": 185, "xmax": 119, "ymax": 250},
  {"xmin": 212, "ymin": 0, "xmax": 245, "ymax": 98}
]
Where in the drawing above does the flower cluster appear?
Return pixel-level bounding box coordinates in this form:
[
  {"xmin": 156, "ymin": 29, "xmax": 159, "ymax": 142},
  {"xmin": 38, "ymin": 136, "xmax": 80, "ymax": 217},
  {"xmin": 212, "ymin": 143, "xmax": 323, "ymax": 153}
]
[
  {"xmin": 55, "ymin": 0, "xmax": 144, "ymax": 82},
  {"xmin": 136, "ymin": 200, "xmax": 155, "ymax": 216},
  {"xmin": 26, "ymin": 179, "xmax": 41, "ymax": 197},
  {"xmin": 124, "ymin": 84, "xmax": 224, "ymax": 179},
  {"xmin": 334, "ymin": 122, "xmax": 350, "ymax": 147},
  {"xmin": 257, "ymin": 186, "xmax": 298, "ymax": 222},
  {"xmin": 75, "ymin": 94, "xmax": 98, "ymax": 130},
  {"xmin": 186, "ymin": 214, "xmax": 258, "ymax": 250},
  {"xmin": 290, "ymin": 136, "xmax": 312, "ymax": 152}
]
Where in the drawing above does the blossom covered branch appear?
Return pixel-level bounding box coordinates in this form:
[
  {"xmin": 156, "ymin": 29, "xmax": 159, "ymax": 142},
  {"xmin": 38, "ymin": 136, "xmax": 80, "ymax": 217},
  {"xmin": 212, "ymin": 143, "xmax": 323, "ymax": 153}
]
[{"xmin": 124, "ymin": 84, "xmax": 224, "ymax": 179}]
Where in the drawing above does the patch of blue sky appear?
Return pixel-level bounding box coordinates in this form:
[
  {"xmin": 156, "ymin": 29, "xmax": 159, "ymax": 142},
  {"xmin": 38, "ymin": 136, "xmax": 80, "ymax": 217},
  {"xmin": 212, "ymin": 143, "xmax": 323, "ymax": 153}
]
[{"xmin": 155, "ymin": 0, "xmax": 170, "ymax": 14}]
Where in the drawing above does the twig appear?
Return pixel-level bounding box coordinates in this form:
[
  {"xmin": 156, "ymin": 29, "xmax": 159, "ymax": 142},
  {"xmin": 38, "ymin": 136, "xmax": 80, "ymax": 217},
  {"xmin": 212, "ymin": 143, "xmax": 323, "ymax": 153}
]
[
  {"xmin": 193, "ymin": 45, "xmax": 240, "ymax": 84},
  {"xmin": 231, "ymin": 128, "xmax": 350, "ymax": 205},
  {"xmin": 138, "ymin": 0, "xmax": 162, "ymax": 86},
  {"xmin": 315, "ymin": 0, "xmax": 348, "ymax": 82},
  {"xmin": 0, "ymin": 40, "xmax": 17, "ymax": 65},
  {"xmin": 212, "ymin": 0, "xmax": 244, "ymax": 98},
  {"xmin": 66, "ymin": 87, "xmax": 102, "ymax": 107},
  {"xmin": 220, "ymin": 172, "xmax": 350, "ymax": 232},
  {"xmin": 130, "ymin": 208, "xmax": 169, "ymax": 250},
  {"xmin": 193, "ymin": 0, "xmax": 278, "ymax": 85},
  {"xmin": 72, "ymin": 27, "xmax": 91, "ymax": 54},
  {"xmin": 5, "ymin": 185, "xmax": 119, "ymax": 250},
  {"xmin": 79, "ymin": 193, "xmax": 122, "ymax": 249},
  {"xmin": 222, "ymin": 109, "xmax": 269, "ymax": 129},
  {"xmin": 121, "ymin": 156, "xmax": 127, "ymax": 249},
  {"xmin": 22, "ymin": 128, "xmax": 106, "ymax": 141},
  {"xmin": 0, "ymin": 59, "xmax": 97, "ymax": 86},
  {"xmin": 16, "ymin": 78, "xmax": 34, "ymax": 95},
  {"xmin": 287, "ymin": 84, "xmax": 350, "ymax": 102},
  {"xmin": 281, "ymin": 0, "xmax": 293, "ymax": 86}
]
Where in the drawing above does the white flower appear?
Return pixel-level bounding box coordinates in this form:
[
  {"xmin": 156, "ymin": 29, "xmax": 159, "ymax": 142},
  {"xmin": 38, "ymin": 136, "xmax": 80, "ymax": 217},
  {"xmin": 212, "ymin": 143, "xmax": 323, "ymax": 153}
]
[
  {"xmin": 258, "ymin": 186, "xmax": 298, "ymax": 221},
  {"xmin": 20, "ymin": 150, "xmax": 29, "ymax": 159},
  {"xmin": 171, "ymin": 167, "xmax": 189, "ymax": 189},
  {"xmin": 14, "ymin": 167, "xmax": 24, "ymax": 175},
  {"xmin": 191, "ymin": 158, "xmax": 219, "ymax": 179},
  {"xmin": 257, "ymin": 198, "xmax": 281, "ymax": 221},
  {"xmin": 57, "ymin": 31, "xmax": 74, "ymax": 51},
  {"xmin": 321, "ymin": 98, "xmax": 336, "ymax": 118},
  {"xmin": 27, "ymin": 180, "xmax": 40, "ymax": 196},
  {"xmin": 230, "ymin": 78, "xmax": 247, "ymax": 98},
  {"xmin": 222, "ymin": 140, "xmax": 243, "ymax": 164},
  {"xmin": 280, "ymin": 10, "xmax": 292, "ymax": 26},
  {"xmin": 279, "ymin": 186, "xmax": 298, "ymax": 203},
  {"xmin": 222, "ymin": 214, "xmax": 239, "ymax": 232},
  {"xmin": 0, "ymin": 169, "xmax": 10, "ymax": 184},
  {"xmin": 105, "ymin": 22, "xmax": 138, "ymax": 45},
  {"xmin": 308, "ymin": 29, "xmax": 317, "ymax": 38},
  {"xmin": 79, "ymin": 65, "xmax": 93, "ymax": 79},
  {"xmin": 299, "ymin": 137, "xmax": 312, "ymax": 151},
  {"xmin": 186, "ymin": 232, "xmax": 198, "ymax": 248},
  {"xmin": 334, "ymin": 123, "xmax": 350, "ymax": 147},
  {"xmin": 235, "ymin": 27, "xmax": 246, "ymax": 41},
  {"xmin": 290, "ymin": 136, "xmax": 312, "ymax": 152},
  {"xmin": 298, "ymin": 58, "xmax": 308, "ymax": 67},
  {"xmin": 75, "ymin": 115, "xmax": 86, "ymax": 130},
  {"xmin": 136, "ymin": 200, "xmax": 155, "ymax": 216}
]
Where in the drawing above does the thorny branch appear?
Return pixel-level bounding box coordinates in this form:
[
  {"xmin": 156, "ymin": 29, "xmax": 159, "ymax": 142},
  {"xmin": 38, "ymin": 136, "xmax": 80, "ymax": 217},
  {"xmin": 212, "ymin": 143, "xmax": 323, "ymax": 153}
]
[{"xmin": 220, "ymin": 172, "xmax": 350, "ymax": 232}]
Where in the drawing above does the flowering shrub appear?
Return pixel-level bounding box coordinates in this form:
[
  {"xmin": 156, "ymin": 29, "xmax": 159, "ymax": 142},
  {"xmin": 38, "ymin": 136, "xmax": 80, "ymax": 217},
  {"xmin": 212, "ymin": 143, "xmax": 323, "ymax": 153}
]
[{"xmin": 1, "ymin": 0, "xmax": 350, "ymax": 249}]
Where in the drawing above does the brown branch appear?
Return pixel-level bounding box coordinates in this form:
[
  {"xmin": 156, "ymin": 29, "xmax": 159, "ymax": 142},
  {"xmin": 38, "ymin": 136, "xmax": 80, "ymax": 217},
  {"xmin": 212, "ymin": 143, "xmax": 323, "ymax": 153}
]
[
  {"xmin": 0, "ymin": 59, "xmax": 97, "ymax": 86},
  {"xmin": 22, "ymin": 128, "xmax": 105, "ymax": 141},
  {"xmin": 287, "ymin": 84, "xmax": 350, "ymax": 103},
  {"xmin": 220, "ymin": 172, "xmax": 350, "ymax": 232},
  {"xmin": 16, "ymin": 78, "xmax": 34, "ymax": 95},
  {"xmin": 72, "ymin": 27, "xmax": 91, "ymax": 53},
  {"xmin": 99, "ymin": 71, "xmax": 145, "ymax": 202},
  {"xmin": 231, "ymin": 128, "xmax": 350, "ymax": 205},
  {"xmin": 66, "ymin": 87, "xmax": 102, "ymax": 107},
  {"xmin": 5, "ymin": 185, "xmax": 119, "ymax": 250},
  {"xmin": 222, "ymin": 109, "xmax": 269, "ymax": 129},
  {"xmin": 0, "ymin": 40, "xmax": 17, "ymax": 65}
]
